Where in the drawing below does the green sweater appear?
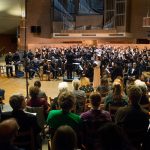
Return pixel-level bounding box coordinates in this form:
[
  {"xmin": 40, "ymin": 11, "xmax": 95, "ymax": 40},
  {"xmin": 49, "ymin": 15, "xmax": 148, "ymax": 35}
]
[{"xmin": 47, "ymin": 110, "xmax": 82, "ymax": 130}]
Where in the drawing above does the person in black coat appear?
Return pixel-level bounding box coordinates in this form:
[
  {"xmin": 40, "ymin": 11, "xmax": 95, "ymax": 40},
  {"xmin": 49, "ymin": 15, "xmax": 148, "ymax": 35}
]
[
  {"xmin": 66, "ymin": 50, "xmax": 74, "ymax": 79},
  {"xmin": 1, "ymin": 94, "xmax": 41, "ymax": 150},
  {"xmin": 5, "ymin": 52, "xmax": 13, "ymax": 77},
  {"xmin": 127, "ymin": 62, "xmax": 140, "ymax": 79},
  {"xmin": 111, "ymin": 62, "xmax": 123, "ymax": 81},
  {"xmin": 13, "ymin": 52, "xmax": 21, "ymax": 76}
]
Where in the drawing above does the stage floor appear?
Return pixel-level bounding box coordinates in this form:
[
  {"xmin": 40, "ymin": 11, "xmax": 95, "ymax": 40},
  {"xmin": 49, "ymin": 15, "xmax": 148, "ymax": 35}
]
[
  {"xmin": 0, "ymin": 76, "xmax": 73, "ymax": 104},
  {"xmin": 0, "ymin": 56, "xmax": 74, "ymax": 103}
]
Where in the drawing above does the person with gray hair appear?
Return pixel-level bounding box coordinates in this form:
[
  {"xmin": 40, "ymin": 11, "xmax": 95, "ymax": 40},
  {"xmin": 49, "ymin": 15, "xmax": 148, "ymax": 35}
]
[
  {"xmin": 0, "ymin": 118, "xmax": 24, "ymax": 150},
  {"xmin": 115, "ymin": 85, "xmax": 149, "ymax": 149},
  {"xmin": 72, "ymin": 79, "xmax": 86, "ymax": 114},
  {"xmin": 134, "ymin": 80, "xmax": 149, "ymax": 105},
  {"xmin": 51, "ymin": 82, "xmax": 69, "ymax": 110}
]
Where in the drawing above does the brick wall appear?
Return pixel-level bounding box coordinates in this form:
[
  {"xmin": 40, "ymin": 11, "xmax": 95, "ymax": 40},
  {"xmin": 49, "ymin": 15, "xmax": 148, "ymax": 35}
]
[{"xmin": 0, "ymin": 35, "xmax": 17, "ymax": 54}]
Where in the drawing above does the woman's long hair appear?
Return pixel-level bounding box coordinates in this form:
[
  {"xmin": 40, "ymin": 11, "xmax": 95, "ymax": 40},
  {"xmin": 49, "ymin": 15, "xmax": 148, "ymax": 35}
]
[{"xmin": 112, "ymin": 83, "xmax": 123, "ymax": 101}]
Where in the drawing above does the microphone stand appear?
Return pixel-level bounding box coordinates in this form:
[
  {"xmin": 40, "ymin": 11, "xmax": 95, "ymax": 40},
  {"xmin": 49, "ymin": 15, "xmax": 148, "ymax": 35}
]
[{"xmin": 24, "ymin": 0, "xmax": 29, "ymax": 99}]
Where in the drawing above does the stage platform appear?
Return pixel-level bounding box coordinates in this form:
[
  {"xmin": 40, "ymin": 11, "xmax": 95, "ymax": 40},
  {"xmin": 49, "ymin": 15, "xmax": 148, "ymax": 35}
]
[{"xmin": 63, "ymin": 76, "xmax": 80, "ymax": 82}]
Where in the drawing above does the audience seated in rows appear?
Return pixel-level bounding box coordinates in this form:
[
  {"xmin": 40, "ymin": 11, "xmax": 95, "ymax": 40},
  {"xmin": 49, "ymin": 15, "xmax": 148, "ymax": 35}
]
[
  {"xmin": 0, "ymin": 118, "xmax": 23, "ymax": 150},
  {"xmin": 115, "ymin": 85, "xmax": 149, "ymax": 149},
  {"xmin": 72, "ymin": 79, "xmax": 86, "ymax": 114}
]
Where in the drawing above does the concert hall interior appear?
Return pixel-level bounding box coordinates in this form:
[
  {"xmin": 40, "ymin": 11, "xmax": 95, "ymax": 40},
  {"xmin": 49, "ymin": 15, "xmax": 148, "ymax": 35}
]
[{"xmin": 0, "ymin": 0, "xmax": 150, "ymax": 150}]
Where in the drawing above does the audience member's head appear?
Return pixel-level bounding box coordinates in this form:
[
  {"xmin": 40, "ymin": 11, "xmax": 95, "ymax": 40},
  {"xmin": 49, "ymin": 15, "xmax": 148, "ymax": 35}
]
[
  {"xmin": 72, "ymin": 79, "xmax": 80, "ymax": 90},
  {"xmin": 112, "ymin": 82, "xmax": 122, "ymax": 101},
  {"xmin": 52, "ymin": 125, "xmax": 77, "ymax": 150},
  {"xmin": 58, "ymin": 91, "xmax": 75, "ymax": 112},
  {"xmin": 89, "ymin": 92, "xmax": 101, "ymax": 109},
  {"xmin": 96, "ymin": 123, "xmax": 133, "ymax": 150},
  {"xmin": 134, "ymin": 79, "xmax": 148, "ymax": 95},
  {"xmin": 58, "ymin": 82, "xmax": 69, "ymax": 93},
  {"xmin": 9, "ymin": 94, "xmax": 26, "ymax": 110},
  {"xmin": 127, "ymin": 85, "xmax": 142, "ymax": 106},
  {"xmin": 29, "ymin": 86, "xmax": 40, "ymax": 98},
  {"xmin": 80, "ymin": 77, "xmax": 90, "ymax": 86},
  {"xmin": 34, "ymin": 80, "xmax": 41, "ymax": 88},
  {"xmin": 101, "ymin": 77, "xmax": 109, "ymax": 86},
  {"xmin": 0, "ymin": 118, "xmax": 19, "ymax": 144}
]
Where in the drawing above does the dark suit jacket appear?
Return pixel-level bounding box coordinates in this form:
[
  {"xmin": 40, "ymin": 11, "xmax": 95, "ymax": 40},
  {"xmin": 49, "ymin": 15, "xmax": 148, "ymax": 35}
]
[
  {"xmin": 115, "ymin": 105, "xmax": 149, "ymax": 130},
  {"xmin": 127, "ymin": 67, "xmax": 140, "ymax": 79},
  {"xmin": 115, "ymin": 105, "xmax": 149, "ymax": 147},
  {"xmin": 1, "ymin": 110, "xmax": 41, "ymax": 134}
]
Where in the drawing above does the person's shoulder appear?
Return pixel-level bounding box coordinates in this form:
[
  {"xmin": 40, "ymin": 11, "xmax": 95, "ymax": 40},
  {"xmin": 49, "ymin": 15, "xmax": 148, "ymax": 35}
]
[
  {"xmin": 80, "ymin": 111, "xmax": 91, "ymax": 119},
  {"xmin": 50, "ymin": 110, "xmax": 62, "ymax": 115},
  {"xmin": 1, "ymin": 111, "xmax": 13, "ymax": 120},
  {"xmin": 70, "ymin": 112, "xmax": 81, "ymax": 120}
]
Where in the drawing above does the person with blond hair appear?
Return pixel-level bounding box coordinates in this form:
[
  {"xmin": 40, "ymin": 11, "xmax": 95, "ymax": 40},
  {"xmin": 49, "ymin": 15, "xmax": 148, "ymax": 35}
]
[
  {"xmin": 79, "ymin": 77, "xmax": 94, "ymax": 93},
  {"xmin": 72, "ymin": 79, "xmax": 86, "ymax": 114},
  {"xmin": 104, "ymin": 81, "xmax": 128, "ymax": 110}
]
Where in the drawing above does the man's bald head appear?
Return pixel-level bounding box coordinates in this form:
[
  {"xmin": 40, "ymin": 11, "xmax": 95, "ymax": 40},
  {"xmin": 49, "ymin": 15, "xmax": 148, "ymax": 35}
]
[{"xmin": 0, "ymin": 118, "xmax": 19, "ymax": 143}]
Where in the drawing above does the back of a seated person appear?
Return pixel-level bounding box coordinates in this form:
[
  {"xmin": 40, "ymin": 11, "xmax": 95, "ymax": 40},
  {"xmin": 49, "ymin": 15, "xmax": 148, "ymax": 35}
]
[
  {"xmin": 1, "ymin": 94, "xmax": 41, "ymax": 135},
  {"xmin": 27, "ymin": 86, "xmax": 49, "ymax": 117},
  {"xmin": 104, "ymin": 82, "xmax": 128, "ymax": 110},
  {"xmin": 51, "ymin": 125, "xmax": 78, "ymax": 150},
  {"xmin": 80, "ymin": 92, "xmax": 112, "ymax": 150},
  {"xmin": 115, "ymin": 86, "xmax": 149, "ymax": 149},
  {"xmin": 72, "ymin": 79, "xmax": 86, "ymax": 114},
  {"xmin": 0, "ymin": 118, "xmax": 24, "ymax": 150},
  {"xmin": 47, "ymin": 91, "xmax": 82, "ymax": 148}
]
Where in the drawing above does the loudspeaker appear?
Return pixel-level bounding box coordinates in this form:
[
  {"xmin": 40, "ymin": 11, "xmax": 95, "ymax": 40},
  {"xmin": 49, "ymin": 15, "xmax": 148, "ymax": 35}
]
[
  {"xmin": 36, "ymin": 26, "xmax": 41, "ymax": 33},
  {"xmin": 31, "ymin": 26, "xmax": 41, "ymax": 33}
]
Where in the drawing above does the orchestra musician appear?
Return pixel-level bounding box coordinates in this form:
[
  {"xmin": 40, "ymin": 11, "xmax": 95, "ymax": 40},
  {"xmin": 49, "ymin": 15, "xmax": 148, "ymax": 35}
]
[
  {"xmin": 12, "ymin": 51, "xmax": 20, "ymax": 76},
  {"xmin": 65, "ymin": 49, "xmax": 74, "ymax": 79},
  {"xmin": 5, "ymin": 52, "xmax": 13, "ymax": 77}
]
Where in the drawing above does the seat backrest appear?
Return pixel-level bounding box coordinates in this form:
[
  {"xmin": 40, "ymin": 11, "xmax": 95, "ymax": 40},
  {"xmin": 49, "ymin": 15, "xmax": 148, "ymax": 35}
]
[
  {"xmin": 25, "ymin": 106, "xmax": 45, "ymax": 129},
  {"xmin": 13, "ymin": 128, "xmax": 35, "ymax": 150}
]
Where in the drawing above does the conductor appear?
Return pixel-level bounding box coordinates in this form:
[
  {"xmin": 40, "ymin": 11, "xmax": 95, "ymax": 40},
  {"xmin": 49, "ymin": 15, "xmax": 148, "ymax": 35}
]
[{"xmin": 66, "ymin": 49, "xmax": 74, "ymax": 79}]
